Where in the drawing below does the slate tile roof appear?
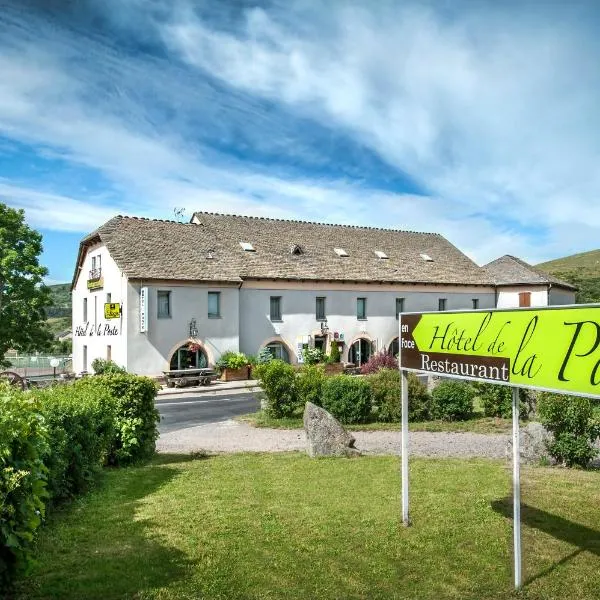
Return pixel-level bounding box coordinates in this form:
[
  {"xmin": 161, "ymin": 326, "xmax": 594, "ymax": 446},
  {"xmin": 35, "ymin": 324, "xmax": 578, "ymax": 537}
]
[
  {"xmin": 483, "ymin": 255, "xmax": 576, "ymax": 290},
  {"xmin": 75, "ymin": 212, "xmax": 496, "ymax": 286}
]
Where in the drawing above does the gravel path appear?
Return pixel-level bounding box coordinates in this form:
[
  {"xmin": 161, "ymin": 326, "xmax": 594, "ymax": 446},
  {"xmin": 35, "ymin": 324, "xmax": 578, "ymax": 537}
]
[{"xmin": 157, "ymin": 420, "xmax": 508, "ymax": 458}]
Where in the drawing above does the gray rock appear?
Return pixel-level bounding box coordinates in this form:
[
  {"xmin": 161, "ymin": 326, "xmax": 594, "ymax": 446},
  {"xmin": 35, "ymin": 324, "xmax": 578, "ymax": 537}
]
[
  {"xmin": 505, "ymin": 422, "xmax": 555, "ymax": 465},
  {"xmin": 303, "ymin": 402, "xmax": 361, "ymax": 458}
]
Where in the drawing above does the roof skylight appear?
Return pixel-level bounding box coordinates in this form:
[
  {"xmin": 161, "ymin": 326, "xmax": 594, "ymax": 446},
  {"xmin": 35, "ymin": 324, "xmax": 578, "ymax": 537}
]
[
  {"xmin": 420, "ymin": 253, "xmax": 434, "ymax": 262},
  {"xmin": 240, "ymin": 242, "xmax": 255, "ymax": 252},
  {"xmin": 334, "ymin": 248, "xmax": 349, "ymax": 257},
  {"xmin": 374, "ymin": 250, "xmax": 389, "ymax": 259}
]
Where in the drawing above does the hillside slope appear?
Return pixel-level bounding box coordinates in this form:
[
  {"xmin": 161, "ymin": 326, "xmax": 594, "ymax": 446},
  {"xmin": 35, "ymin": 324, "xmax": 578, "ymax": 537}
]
[
  {"xmin": 47, "ymin": 283, "xmax": 71, "ymax": 318},
  {"xmin": 537, "ymin": 249, "xmax": 600, "ymax": 303}
]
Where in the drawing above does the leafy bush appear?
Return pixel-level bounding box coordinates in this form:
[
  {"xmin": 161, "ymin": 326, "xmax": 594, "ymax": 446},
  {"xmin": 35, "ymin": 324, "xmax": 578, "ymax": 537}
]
[
  {"xmin": 360, "ymin": 351, "xmax": 398, "ymax": 374},
  {"xmin": 297, "ymin": 364, "xmax": 325, "ymax": 407},
  {"xmin": 216, "ymin": 351, "xmax": 248, "ymax": 370},
  {"xmin": 322, "ymin": 375, "xmax": 372, "ymax": 424},
  {"xmin": 78, "ymin": 374, "xmax": 160, "ymax": 465},
  {"xmin": 257, "ymin": 347, "xmax": 274, "ymax": 364},
  {"xmin": 0, "ymin": 383, "xmax": 49, "ymax": 589},
  {"xmin": 537, "ymin": 393, "xmax": 600, "ymax": 468},
  {"xmin": 301, "ymin": 347, "xmax": 325, "ymax": 365},
  {"xmin": 475, "ymin": 383, "xmax": 529, "ymax": 419},
  {"xmin": 253, "ymin": 360, "xmax": 299, "ymax": 418},
  {"xmin": 328, "ymin": 341, "xmax": 341, "ymax": 363},
  {"xmin": 91, "ymin": 358, "xmax": 127, "ymax": 375},
  {"xmin": 431, "ymin": 380, "xmax": 475, "ymax": 421},
  {"xmin": 34, "ymin": 381, "xmax": 115, "ymax": 503},
  {"xmin": 368, "ymin": 370, "xmax": 430, "ymax": 422}
]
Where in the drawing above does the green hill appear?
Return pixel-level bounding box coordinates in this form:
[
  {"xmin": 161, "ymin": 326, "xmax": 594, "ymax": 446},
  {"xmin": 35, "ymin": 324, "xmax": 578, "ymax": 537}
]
[
  {"xmin": 537, "ymin": 249, "xmax": 600, "ymax": 304},
  {"xmin": 46, "ymin": 283, "xmax": 71, "ymax": 319}
]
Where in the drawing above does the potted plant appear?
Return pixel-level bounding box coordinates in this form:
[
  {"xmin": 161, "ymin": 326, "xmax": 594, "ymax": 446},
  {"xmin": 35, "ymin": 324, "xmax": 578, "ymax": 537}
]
[{"xmin": 217, "ymin": 351, "xmax": 250, "ymax": 381}]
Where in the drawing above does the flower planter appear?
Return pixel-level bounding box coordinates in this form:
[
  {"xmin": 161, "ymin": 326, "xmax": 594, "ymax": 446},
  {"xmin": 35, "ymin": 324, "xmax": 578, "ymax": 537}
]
[
  {"xmin": 324, "ymin": 363, "xmax": 344, "ymax": 376},
  {"xmin": 221, "ymin": 366, "xmax": 250, "ymax": 382}
]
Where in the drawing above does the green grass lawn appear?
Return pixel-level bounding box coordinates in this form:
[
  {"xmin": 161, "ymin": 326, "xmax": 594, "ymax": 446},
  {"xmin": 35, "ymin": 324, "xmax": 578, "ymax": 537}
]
[
  {"xmin": 237, "ymin": 410, "xmax": 515, "ymax": 433},
  {"xmin": 17, "ymin": 454, "xmax": 599, "ymax": 600}
]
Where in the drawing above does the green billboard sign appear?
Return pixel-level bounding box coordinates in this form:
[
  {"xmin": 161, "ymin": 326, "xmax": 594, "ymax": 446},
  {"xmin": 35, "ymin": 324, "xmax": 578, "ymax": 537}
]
[{"xmin": 399, "ymin": 305, "xmax": 600, "ymax": 398}]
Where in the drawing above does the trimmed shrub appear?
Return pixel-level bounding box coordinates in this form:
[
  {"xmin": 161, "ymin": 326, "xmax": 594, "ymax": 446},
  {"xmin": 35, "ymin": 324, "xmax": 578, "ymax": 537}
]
[
  {"xmin": 254, "ymin": 360, "xmax": 299, "ymax": 418},
  {"xmin": 431, "ymin": 380, "xmax": 475, "ymax": 421},
  {"xmin": 34, "ymin": 381, "xmax": 116, "ymax": 503},
  {"xmin": 91, "ymin": 358, "xmax": 127, "ymax": 375},
  {"xmin": 475, "ymin": 383, "xmax": 529, "ymax": 419},
  {"xmin": 328, "ymin": 341, "xmax": 341, "ymax": 363},
  {"xmin": 537, "ymin": 393, "xmax": 600, "ymax": 468},
  {"xmin": 297, "ymin": 364, "xmax": 326, "ymax": 407},
  {"xmin": 0, "ymin": 383, "xmax": 49, "ymax": 589},
  {"xmin": 360, "ymin": 351, "xmax": 398, "ymax": 374},
  {"xmin": 322, "ymin": 375, "xmax": 372, "ymax": 424},
  {"xmin": 368, "ymin": 370, "xmax": 431, "ymax": 422},
  {"xmin": 77, "ymin": 374, "xmax": 160, "ymax": 465}
]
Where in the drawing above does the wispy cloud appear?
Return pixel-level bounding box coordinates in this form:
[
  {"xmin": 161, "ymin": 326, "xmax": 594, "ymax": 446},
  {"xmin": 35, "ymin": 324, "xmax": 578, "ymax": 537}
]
[{"xmin": 0, "ymin": 0, "xmax": 599, "ymax": 270}]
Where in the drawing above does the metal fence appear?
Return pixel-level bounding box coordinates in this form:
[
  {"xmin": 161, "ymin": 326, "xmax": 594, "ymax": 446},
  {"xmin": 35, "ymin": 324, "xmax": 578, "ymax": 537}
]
[{"xmin": 6, "ymin": 354, "xmax": 73, "ymax": 379}]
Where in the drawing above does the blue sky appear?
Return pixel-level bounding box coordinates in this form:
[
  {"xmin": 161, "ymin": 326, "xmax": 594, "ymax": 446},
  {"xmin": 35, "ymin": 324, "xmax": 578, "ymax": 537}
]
[{"xmin": 2, "ymin": 0, "xmax": 600, "ymax": 283}]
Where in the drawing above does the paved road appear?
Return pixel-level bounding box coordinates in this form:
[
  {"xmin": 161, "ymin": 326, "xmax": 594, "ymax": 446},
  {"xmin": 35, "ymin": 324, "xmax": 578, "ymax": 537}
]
[{"xmin": 157, "ymin": 393, "xmax": 260, "ymax": 434}]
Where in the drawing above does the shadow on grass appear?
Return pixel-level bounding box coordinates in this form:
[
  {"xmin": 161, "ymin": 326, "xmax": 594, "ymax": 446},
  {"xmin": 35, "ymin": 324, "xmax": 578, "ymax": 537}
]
[
  {"xmin": 491, "ymin": 498, "xmax": 600, "ymax": 586},
  {"xmin": 15, "ymin": 462, "xmax": 192, "ymax": 600}
]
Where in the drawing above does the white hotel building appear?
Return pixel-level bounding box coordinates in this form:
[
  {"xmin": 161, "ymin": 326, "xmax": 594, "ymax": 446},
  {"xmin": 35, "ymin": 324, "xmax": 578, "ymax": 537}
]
[{"xmin": 71, "ymin": 213, "xmax": 576, "ymax": 376}]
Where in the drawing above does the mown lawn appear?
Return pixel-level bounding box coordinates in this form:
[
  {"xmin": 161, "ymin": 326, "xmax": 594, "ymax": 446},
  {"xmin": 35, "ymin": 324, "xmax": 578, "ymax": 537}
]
[
  {"xmin": 237, "ymin": 410, "xmax": 516, "ymax": 433},
  {"xmin": 17, "ymin": 454, "xmax": 599, "ymax": 600}
]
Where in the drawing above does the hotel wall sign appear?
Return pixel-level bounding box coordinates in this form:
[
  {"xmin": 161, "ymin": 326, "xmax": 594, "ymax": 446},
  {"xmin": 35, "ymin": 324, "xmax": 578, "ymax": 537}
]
[
  {"xmin": 140, "ymin": 287, "xmax": 148, "ymax": 333},
  {"xmin": 399, "ymin": 305, "xmax": 600, "ymax": 398},
  {"xmin": 74, "ymin": 322, "xmax": 119, "ymax": 336},
  {"xmin": 104, "ymin": 303, "xmax": 121, "ymax": 319}
]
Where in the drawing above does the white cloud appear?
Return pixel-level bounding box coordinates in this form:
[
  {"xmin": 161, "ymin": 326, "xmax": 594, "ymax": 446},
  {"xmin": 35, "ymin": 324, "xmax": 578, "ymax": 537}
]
[{"xmin": 0, "ymin": 0, "xmax": 599, "ymax": 266}]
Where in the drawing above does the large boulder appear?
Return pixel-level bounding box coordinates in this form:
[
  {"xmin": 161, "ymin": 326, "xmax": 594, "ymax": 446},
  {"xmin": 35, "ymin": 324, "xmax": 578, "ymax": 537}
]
[
  {"xmin": 303, "ymin": 402, "xmax": 361, "ymax": 458},
  {"xmin": 505, "ymin": 422, "xmax": 555, "ymax": 465}
]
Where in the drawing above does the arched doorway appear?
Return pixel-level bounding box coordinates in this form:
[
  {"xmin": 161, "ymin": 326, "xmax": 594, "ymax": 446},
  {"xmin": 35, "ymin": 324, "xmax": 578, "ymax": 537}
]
[
  {"xmin": 349, "ymin": 338, "xmax": 372, "ymax": 366},
  {"xmin": 388, "ymin": 337, "xmax": 399, "ymax": 358},
  {"xmin": 169, "ymin": 343, "xmax": 208, "ymax": 370},
  {"xmin": 264, "ymin": 341, "xmax": 291, "ymax": 363}
]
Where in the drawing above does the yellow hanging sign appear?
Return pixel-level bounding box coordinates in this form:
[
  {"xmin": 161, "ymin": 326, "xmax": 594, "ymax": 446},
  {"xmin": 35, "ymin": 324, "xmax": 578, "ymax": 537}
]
[{"xmin": 104, "ymin": 303, "xmax": 121, "ymax": 320}]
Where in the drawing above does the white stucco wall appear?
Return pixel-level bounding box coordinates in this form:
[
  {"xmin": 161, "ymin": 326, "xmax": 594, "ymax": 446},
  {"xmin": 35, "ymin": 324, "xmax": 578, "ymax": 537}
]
[
  {"xmin": 72, "ymin": 243, "xmax": 128, "ymax": 373},
  {"xmin": 548, "ymin": 287, "xmax": 576, "ymax": 306},
  {"xmin": 495, "ymin": 286, "xmax": 549, "ymax": 309},
  {"xmin": 125, "ymin": 282, "xmax": 240, "ymax": 376},
  {"xmin": 239, "ymin": 283, "xmax": 496, "ymax": 363}
]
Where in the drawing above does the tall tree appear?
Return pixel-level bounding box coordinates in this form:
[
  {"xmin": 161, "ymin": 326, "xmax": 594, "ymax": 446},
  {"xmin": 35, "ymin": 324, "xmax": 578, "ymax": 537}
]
[{"xmin": 0, "ymin": 204, "xmax": 52, "ymax": 366}]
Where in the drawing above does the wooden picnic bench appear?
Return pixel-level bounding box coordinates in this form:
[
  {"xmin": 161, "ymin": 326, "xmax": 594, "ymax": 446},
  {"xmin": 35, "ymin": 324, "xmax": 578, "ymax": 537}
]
[{"xmin": 163, "ymin": 367, "xmax": 218, "ymax": 388}]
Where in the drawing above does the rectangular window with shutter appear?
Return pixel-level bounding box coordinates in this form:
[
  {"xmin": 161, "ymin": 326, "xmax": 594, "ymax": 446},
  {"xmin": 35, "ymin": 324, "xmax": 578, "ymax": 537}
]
[
  {"xmin": 83, "ymin": 298, "xmax": 88, "ymax": 322},
  {"xmin": 518, "ymin": 292, "xmax": 531, "ymax": 307},
  {"xmin": 438, "ymin": 298, "xmax": 447, "ymax": 311},
  {"xmin": 270, "ymin": 296, "xmax": 282, "ymax": 321},
  {"xmin": 472, "ymin": 298, "xmax": 479, "ymax": 309},
  {"xmin": 396, "ymin": 297, "xmax": 405, "ymax": 320},
  {"xmin": 316, "ymin": 297, "xmax": 326, "ymax": 321},
  {"xmin": 357, "ymin": 297, "xmax": 367, "ymax": 320},
  {"xmin": 157, "ymin": 290, "xmax": 171, "ymax": 318},
  {"xmin": 208, "ymin": 292, "xmax": 221, "ymax": 318}
]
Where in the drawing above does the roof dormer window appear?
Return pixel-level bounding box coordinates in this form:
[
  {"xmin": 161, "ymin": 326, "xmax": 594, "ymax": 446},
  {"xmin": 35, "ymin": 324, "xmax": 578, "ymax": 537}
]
[
  {"xmin": 240, "ymin": 242, "xmax": 255, "ymax": 252},
  {"xmin": 290, "ymin": 244, "xmax": 304, "ymax": 256},
  {"xmin": 334, "ymin": 248, "xmax": 349, "ymax": 257},
  {"xmin": 374, "ymin": 250, "xmax": 389, "ymax": 259},
  {"xmin": 420, "ymin": 253, "xmax": 433, "ymax": 262}
]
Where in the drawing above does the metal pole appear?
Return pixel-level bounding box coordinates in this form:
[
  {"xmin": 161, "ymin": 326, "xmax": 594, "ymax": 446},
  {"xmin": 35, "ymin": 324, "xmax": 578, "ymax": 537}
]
[
  {"xmin": 401, "ymin": 369, "xmax": 410, "ymax": 526},
  {"xmin": 512, "ymin": 387, "xmax": 522, "ymax": 589}
]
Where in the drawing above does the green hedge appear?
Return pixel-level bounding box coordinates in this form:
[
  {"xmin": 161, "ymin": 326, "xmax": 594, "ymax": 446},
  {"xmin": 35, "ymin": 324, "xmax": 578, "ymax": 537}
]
[
  {"xmin": 0, "ymin": 384, "xmax": 49, "ymax": 589},
  {"xmin": 474, "ymin": 382, "xmax": 529, "ymax": 419},
  {"xmin": 431, "ymin": 380, "xmax": 475, "ymax": 421},
  {"xmin": 368, "ymin": 370, "xmax": 431, "ymax": 422},
  {"xmin": 0, "ymin": 373, "xmax": 160, "ymax": 592},
  {"xmin": 537, "ymin": 392, "xmax": 600, "ymax": 468},
  {"xmin": 322, "ymin": 375, "xmax": 372, "ymax": 424},
  {"xmin": 254, "ymin": 360, "xmax": 299, "ymax": 418},
  {"xmin": 296, "ymin": 364, "xmax": 326, "ymax": 407}
]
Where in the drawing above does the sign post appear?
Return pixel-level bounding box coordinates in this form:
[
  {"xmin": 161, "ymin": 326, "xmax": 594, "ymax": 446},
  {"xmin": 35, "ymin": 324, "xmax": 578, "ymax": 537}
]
[
  {"xmin": 398, "ymin": 304, "xmax": 600, "ymax": 592},
  {"xmin": 401, "ymin": 369, "xmax": 409, "ymax": 526}
]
